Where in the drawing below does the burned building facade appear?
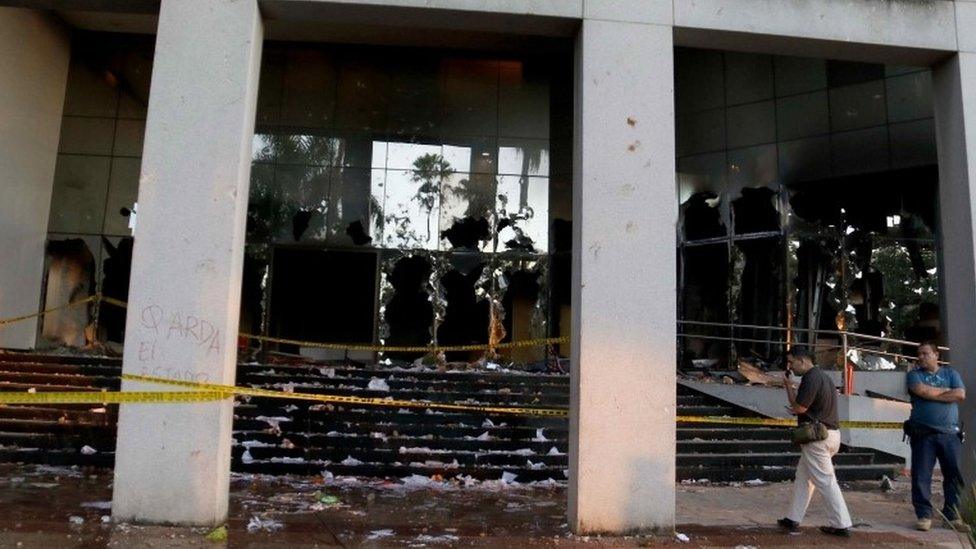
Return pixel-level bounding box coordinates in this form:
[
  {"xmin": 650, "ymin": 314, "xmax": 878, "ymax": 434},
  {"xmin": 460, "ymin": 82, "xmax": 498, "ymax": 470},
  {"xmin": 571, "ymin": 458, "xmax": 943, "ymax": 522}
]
[
  {"xmin": 3, "ymin": 0, "xmax": 976, "ymax": 535},
  {"xmin": 34, "ymin": 34, "xmax": 941, "ymax": 375},
  {"xmin": 676, "ymin": 51, "xmax": 941, "ymax": 371},
  {"xmin": 35, "ymin": 34, "xmax": 574, "ymax": 365}
]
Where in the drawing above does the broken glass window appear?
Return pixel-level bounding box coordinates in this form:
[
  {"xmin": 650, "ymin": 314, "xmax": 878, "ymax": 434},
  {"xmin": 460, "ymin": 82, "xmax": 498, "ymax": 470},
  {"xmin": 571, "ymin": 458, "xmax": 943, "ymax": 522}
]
[{"xmin": 677, "ymin": 153, "xmax": 727, "ymax": 241}]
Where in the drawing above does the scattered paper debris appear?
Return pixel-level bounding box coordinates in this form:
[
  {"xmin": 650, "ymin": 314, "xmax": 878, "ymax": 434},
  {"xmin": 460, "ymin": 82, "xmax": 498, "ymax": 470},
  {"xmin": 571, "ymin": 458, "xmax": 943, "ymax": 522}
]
[
  {"xmin": 368, "ymin": 378, "xmax": 391, "ymax": 391},
  {"xmin": 81, "ymin": 501, "xmax": 112, "ymax": 510},
  {"xmin": 68, "ymin": 516, "xmax": 84, "ymax": 525},
  {"xmin": 676, "ymin": 532, "xmax": 690, "ymax": 542},
  {"xmin": 414, "ymin": 533, "xmax": 460, "ymax": 544},
  {"xmin": 367, "ymin": 529, "xmax": 395, "ymax": 540},
  {"xmin": 744, "ymin": 479, "xmax": 765, "ymax": 486},
  {"xmin": 80, "ymin": 446, "xmax": 97, "ymax": 455},
  {"xmin": 501, "ymin": 471, "xmax": 518, "ymax": 484},
  {"xmin": 340, "ymin": 456, "xmax": 364, "ymax": 466},
  {"xmin": 246, "ymin": 516, "xmax": 283, "ymax": 533}
]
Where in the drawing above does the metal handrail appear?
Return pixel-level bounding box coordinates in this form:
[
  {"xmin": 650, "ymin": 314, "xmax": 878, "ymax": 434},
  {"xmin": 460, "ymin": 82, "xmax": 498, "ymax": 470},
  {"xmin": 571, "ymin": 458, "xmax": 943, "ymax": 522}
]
[
  {"xmin": 677, "ymin": 319, "xmax": 949, "ymax": 351},
  {"xmin": 678, "ymin": 321, "xmax": 951, "ymax": 394}
]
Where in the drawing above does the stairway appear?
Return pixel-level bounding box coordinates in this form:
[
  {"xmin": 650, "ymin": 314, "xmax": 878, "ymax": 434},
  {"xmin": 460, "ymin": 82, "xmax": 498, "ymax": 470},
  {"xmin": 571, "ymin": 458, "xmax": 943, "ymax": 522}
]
[
  {"xmin": 0, "ymin": 353, "xmax": 118, "ymax": 467},
  {"xmin": 675, "ymin": 388, "xmax": 902, "ymax": 482},
  {"xmin": 0, "ymin": 352, "xmax": 903, "ymax": 482}
]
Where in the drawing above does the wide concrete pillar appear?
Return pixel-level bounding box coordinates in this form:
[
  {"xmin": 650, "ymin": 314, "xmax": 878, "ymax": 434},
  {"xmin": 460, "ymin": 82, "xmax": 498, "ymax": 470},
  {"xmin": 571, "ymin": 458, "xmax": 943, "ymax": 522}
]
[
  {"xmin": 111, "ymin": 0, "xmax": 262, "ymax": 525},
  {"xmin": 569, "ymin": 17, "xmax": 677, "ymax": 534},
  {"xmin": 0, "ymin": 9, "xmax": 69, "ymax": 349},
  {"xmin": 933, "ymin": 52, "xmax": 976, "ymax": 482}
]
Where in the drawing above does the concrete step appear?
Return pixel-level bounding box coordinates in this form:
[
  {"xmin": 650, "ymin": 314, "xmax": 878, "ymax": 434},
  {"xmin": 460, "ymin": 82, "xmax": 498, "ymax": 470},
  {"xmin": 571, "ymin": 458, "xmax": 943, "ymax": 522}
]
[{"xmin": 0, "ymin": 354, "xmax": 905, "ymax": 484}]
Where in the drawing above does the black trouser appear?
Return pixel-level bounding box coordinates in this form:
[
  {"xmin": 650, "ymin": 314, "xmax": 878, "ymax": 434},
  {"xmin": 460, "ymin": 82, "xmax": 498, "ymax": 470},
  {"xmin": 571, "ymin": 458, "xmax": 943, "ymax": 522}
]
[{"xmin": 911, "ymin": 432, "xmax": 964, "ymax": 520}]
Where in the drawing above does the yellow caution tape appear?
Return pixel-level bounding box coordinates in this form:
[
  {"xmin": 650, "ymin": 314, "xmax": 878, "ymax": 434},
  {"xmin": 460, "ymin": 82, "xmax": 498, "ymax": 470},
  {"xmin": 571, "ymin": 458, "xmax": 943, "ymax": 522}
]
[
  {"xmin": 238, "ymin": 332, "xmax": 568, "ymax": 353},
  {"xmin": 0, "ymin": 390, "xmax": 228, "ymax": 405},
  {"xmin": 0, "ymin": 295, "xmax": 97, "ymax": 327},
  {"xmin": 0, "ymin": 379, "xmax": 907, "ymax": 428},
  {"xmin": 99, "ymin": 295, "xmax": 129, "ymax": 309},
  {"xmin": 678, "ymin": 415, "xmax": 903, "ymax": 430},
  {"xmin": 122, "ymin": 373, "xmax": 571, "ymax": 417},
  {"xmin": 0, "ymin": 298, "xmax": 905, "ymax": 427}
]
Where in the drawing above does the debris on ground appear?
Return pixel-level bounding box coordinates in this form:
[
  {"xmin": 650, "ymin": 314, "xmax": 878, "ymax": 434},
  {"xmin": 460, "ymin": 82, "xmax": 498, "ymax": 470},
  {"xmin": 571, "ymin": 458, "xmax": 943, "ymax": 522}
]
[
  {"xmin": 204, "ymin": 525, "xmax": 227, "ymax": 541},
  {"xmin": 675, "ymin": 532, "xmax": 690, "ymax": 542},
  {"xmin": 737, "ymin": 360, "xmax": 786, "ymax": 387},
  {"xmin": 367, "ymin": 377, "xmax": 391, "ymax": 391},
  {"xmin": 366, "ymin": 529, "xmax": 395, "ymax": 540},
  {"xmin": 0, "ymin": 464, "xmax": 960, "ymax": 547},
  {"xmin": 246, "ymin": 516, "xmax": 284, "ymax": 533}
]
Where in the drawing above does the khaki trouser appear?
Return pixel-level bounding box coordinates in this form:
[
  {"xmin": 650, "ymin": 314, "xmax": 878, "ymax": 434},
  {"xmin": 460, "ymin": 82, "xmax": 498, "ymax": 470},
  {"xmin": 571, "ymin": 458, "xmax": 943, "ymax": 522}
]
[{"xmin": 787, "ymin": 429, "xmax": 853, "ymax": 528}]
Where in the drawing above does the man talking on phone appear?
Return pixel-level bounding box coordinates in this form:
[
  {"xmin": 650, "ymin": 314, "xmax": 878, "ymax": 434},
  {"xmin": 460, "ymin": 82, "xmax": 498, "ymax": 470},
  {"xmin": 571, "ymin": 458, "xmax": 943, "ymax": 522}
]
[{"xmin": 777, "ymin": 348, "xmax": 853, "ymax": 537}]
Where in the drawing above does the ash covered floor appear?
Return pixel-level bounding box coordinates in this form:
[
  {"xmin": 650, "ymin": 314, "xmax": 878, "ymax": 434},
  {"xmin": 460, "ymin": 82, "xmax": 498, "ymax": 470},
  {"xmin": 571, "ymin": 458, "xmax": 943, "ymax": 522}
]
[{"xmin": 0, "ymin": 464, "xmax": 963, "ymax": 548}]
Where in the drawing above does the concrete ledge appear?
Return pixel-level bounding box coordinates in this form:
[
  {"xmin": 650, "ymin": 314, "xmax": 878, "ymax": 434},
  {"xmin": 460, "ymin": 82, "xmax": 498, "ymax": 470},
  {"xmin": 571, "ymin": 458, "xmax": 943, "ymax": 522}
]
[
  {"xmin": 680, "ymin": 380, "xmax": 910, "ymax": 461},
  {"xmin": 675, "ymin": 0, "xmax": 957, "ymax": 54},
  {"xmin": 263, "ymin": 0, "xmax": 582, "ymax": 18}
]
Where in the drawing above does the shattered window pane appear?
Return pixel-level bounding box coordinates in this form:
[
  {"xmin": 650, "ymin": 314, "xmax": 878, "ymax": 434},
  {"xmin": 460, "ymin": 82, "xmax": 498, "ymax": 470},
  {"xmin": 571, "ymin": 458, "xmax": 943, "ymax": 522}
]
[
  {"xmin": 497, "ymin": 139, "xmax": 550, "ymax": 177},
  {"xmin": 732, "ymin": 237, "xmax": 785, "ymax": 362},
  {"xmin": 327, "ymin": 167, "xmax": 374, "ymax": 247},
  {"xmin": 870, "ymin": 240, "xmax": 939, "ymax": 341},
  {"xmin": 379, "ymin": 168, "xmax": 442, "ymax": 250},
  {"xmin": 677, "ymin": 153, "xmax": 727, "ymax": 241},
  {"xmin": 439, "ymin": 172, "xmax": 496, "ymax": 252},
  {"xmin": 272, "ymin": 165, "xmax": 331, "ymax": 243},
  {"xmin": 496, "ymin": 175, "xmax": 549, "ymax": 253},
  {"xmin": 680, "ymin": 244, "xmax": 731, "ymax": 368}
]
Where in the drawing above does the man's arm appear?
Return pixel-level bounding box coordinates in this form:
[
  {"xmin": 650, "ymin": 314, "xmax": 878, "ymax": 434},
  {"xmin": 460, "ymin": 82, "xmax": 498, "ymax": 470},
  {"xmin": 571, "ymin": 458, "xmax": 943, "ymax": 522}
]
[{"xmin": 909, "ymin": 383, "xmax": 966, "ymax": 402}]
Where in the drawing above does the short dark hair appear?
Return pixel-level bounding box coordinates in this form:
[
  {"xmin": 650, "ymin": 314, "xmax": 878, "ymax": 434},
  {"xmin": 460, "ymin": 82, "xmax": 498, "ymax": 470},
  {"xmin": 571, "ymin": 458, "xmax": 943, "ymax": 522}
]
[
  {"xmin": 918, "ymin": 340, "xmax": 941, "ymax": 355},
  {"xmin": 787, "ymin": 347, "xmax": 813, "ymax": 362}
]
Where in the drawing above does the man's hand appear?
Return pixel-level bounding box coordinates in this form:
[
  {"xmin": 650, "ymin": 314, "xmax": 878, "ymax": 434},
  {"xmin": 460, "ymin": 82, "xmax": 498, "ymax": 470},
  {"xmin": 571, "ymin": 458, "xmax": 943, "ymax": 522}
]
[{"xmin": 783, "ymin": 370, "xmax": 807, "ymax": 414}]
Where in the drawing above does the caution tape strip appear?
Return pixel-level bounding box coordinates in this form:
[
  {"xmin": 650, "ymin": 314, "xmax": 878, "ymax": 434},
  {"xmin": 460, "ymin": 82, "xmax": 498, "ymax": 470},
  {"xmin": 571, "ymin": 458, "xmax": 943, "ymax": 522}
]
[
  {"xmin": 678, "ymin": 415, "xmax": 903, "ymax": 430},
  {"xmin": 0, "ymin": 390, "xmax": 228, "ymax": 405},
  {"xmin": 0, "ymin": 375, "xmax": 906, "ymax": 428},
  {"xmin": 122, "ymin": 373, "xmax": 570, "ymax": 417},
  {"xmin": 237, "ymin": 333, "xmax": 569, "ymax": 353},
  {"xmin": 0, "ymin": 295, "xmax": 97, "ymax": 327}
]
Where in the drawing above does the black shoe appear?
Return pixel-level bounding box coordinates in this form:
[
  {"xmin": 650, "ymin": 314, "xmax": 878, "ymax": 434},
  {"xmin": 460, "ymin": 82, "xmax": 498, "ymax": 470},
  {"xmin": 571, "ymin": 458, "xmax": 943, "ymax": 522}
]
[
  {"xmin": 777, "ymin": 517, "xmax": 800, "ymax": 532},
  {"xmin": 820, "ymin": 526, "xmax": 851, "ymax": 537}
]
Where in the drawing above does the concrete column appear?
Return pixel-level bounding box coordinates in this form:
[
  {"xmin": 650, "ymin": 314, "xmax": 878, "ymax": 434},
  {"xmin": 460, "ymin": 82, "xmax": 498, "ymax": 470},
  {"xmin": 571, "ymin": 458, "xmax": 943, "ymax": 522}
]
[
  {"xmin": 0, "ymin": 9, "xmax": 69, "ymax": 349},
  {"xmin": 111, "ymin": 0, "xmax": 262, "ymax": 525},
  {"xmin": 933, "ymin": 52, "xmax": 976, "ymax": 482},
  {"xmin": 569, "ymin": 18, "xmax": 677, "ymax": 534}
]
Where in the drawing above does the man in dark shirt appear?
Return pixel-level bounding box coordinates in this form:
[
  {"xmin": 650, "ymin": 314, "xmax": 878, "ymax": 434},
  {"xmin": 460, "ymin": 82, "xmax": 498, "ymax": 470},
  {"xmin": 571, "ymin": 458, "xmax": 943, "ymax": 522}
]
[
  {"xmin": 906, "ymin": 341, "xmax": 968, "ymax": 532},
  {"xmin": 777, "ymin": 348, "xmax": 852, "ymax": 537}
]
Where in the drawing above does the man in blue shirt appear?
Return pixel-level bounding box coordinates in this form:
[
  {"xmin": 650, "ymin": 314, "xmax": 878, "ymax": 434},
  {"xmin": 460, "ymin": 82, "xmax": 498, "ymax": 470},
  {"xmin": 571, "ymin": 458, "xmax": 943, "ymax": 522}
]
[{"xmin": 906, "ymin": 341, "xmax": 967, "ymax": 532}]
